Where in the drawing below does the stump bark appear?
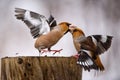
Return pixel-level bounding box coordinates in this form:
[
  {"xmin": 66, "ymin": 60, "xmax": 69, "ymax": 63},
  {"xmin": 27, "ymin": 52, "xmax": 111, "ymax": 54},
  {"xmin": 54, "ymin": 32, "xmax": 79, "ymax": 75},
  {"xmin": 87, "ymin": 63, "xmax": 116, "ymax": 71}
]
[{"xmin": 1, "ymin": 56, "xmax": 82, "ymax": 80}]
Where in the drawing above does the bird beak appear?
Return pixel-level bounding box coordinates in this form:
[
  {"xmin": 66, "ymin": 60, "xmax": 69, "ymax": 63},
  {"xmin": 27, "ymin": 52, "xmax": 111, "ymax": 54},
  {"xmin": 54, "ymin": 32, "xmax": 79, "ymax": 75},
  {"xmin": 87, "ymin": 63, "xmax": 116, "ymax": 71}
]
[
  {"xmin": 66, "ymin": 23, "xmax": 72, "ymax": 27},
  {"xmin": 69, "ymin": 25, "xmax": 76, "ymax": 29},
  {"xmin": 69, "ymin": 25, "xmax": 76, "ymax": 33},
  {"xmin": 64, "ymin": 23, "xmax": 72, "ymax": 34}
]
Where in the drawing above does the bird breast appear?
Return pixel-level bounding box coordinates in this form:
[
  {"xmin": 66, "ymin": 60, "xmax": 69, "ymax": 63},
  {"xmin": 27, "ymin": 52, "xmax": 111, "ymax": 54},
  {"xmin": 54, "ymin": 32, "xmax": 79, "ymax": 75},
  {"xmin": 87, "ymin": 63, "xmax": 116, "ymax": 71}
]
[
  {"xmin": 73, "ymin": 40, "xmax": 81, "ymax": 51},
  {"xmin": 34, "ymin": 30, "xmax": 63, "ymax": 49}
]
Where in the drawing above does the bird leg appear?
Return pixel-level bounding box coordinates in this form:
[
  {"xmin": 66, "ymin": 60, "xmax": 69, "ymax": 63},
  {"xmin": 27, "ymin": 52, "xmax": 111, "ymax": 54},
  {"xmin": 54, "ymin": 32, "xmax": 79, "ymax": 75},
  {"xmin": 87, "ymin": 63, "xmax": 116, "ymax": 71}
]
[
  {"xmin": 38, "ymin": 50, "xmax": 41, "ymax": 56},
  {"xmin": 39, "ymin": 48, "xmax": 63, "ymax": 55},
  {"xmin": 50, "ymin": 49, "xmax": 63, "ymax": 55},
  {"xmin": 72, "ymin": 54, "xmax": 80, "ymax": 59},
  {"xmin": 41, "ymin": 49, "xmax": 49, "ymax": 54},
  {"xmin": 38, "ymin": 48, "xmax": 48, "ymax": 56}
]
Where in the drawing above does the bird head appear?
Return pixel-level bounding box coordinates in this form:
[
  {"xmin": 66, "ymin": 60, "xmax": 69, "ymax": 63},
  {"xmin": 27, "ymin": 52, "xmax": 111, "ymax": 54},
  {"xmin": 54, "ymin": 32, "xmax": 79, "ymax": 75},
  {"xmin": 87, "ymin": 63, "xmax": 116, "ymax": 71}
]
[
  {"xmin": 58, "ymin": 22, "xmax": 71, "ymax": 34},
  {"xmin": 69, "ymin": 26, "xmax": 85, "ymax": 38}
]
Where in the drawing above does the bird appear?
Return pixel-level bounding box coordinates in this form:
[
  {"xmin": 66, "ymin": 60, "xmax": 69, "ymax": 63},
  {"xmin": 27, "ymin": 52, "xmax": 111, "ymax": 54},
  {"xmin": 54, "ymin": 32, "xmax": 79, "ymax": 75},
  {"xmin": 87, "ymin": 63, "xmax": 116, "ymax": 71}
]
[
  {"xmin": 34, "ymin": 22, "xmax": 71, "ymax": 55},
  {"xmin": 69, "ymin": 26, "xmax": 113, "ymax": 71},
  {"xmin": 15, "ymin": 8, "xmax": 57, "ymax": 38},
  {"xmin": 15, "ymin": 8, "xmax": 63, "ymax": 55}
]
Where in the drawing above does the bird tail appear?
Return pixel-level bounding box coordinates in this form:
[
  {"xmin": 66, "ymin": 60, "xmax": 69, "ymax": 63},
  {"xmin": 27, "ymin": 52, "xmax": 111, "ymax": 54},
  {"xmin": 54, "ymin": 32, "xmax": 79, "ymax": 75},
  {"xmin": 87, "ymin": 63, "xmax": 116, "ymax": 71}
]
[{"xmin": 95, "ymin": 56, "xmax": 105, "ymax": 71}]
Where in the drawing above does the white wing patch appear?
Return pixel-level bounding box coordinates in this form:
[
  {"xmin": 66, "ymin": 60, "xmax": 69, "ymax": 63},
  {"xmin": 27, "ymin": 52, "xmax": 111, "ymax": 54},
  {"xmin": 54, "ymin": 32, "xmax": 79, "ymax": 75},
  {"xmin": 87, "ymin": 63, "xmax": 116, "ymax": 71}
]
[
  {"xmin": 91, "ymin": 36, "xmax": 97, "ymax": 46},
  {"xmin": 81, "ymin": 49, "xmax": 92, "ymax": 57},
  {"xmin": 39, "ymin": 19, "xmax": 50, "ymax": 35},
  {"xmin": 77, "ymin": 50, "xmax": 98, "ymax": 71},
  {"xmin": 15, "ymin": 8, "xmax": 52, "ymax": 38},
  {"xmin": 24, "ymin": 11, "xmax": 41, "ymax": 27},
  {"xmin": 77, "ymin": 58, "xmax": 94, "ymax": 66},
  {"xmin": 101, "ymin": 35, "xmax": 107, "ymax": 43},
  {"xmin": 87, "ymin": 58, "xmax": 94, "ymax": 65}
]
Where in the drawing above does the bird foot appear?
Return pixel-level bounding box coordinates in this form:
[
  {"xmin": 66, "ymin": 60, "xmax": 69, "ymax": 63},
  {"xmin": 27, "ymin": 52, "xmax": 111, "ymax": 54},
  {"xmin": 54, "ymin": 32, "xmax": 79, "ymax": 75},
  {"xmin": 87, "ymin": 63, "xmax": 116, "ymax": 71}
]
[
  {"xmin": 41, "ymin": 49, "xmax": 63, "ymax": 55},
  {"xmin": 41, "ymin": 49, "xmax": 50, "ymax": 54},
  {"xmin": 72, "ymin": 54, "xmax": 80, "ymax": 59},
  {"xmin": 50, "ymin": 49, "xmax": 63, "ymax": 55}
]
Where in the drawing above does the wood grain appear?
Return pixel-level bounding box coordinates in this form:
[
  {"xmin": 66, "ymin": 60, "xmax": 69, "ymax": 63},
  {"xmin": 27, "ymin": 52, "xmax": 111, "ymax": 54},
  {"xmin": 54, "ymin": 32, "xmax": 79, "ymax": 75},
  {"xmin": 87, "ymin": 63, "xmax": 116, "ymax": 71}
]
[{"xmin": 1, "ymin": 56, "xmax": 82, "ymax": 80}]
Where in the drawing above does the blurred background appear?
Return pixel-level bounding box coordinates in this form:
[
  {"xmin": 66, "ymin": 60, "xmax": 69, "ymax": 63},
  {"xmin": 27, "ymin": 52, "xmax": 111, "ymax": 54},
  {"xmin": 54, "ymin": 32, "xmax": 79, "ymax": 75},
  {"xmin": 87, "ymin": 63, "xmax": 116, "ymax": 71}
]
[{"xmin": 0, "ymin": 0, "xmax": 120, "ymax": 80}]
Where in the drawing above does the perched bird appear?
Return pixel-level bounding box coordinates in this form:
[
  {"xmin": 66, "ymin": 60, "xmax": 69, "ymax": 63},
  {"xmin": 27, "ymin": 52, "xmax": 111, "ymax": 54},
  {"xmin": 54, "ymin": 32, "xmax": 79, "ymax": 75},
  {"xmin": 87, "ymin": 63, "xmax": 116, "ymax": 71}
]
[
  {"xmin": 15, "ymin": 8, "xmax": 57, "ymax": 38},
  {"xmin": 15, "ymin": 8, "xmax": 63, "ymax": 55},
  {"xmin": 34, "ymin": 22, "xmax": 71, "ymax": 54},
  {"xmin": 69, "ymin": 26, "xmax": 113, "ymax": 71}
]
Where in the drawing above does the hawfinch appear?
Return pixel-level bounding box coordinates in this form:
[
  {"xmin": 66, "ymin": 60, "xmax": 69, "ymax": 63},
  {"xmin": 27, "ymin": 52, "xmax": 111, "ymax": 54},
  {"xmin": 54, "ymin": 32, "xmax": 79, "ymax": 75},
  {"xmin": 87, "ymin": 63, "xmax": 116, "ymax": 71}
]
[
  {"xmin": 69, "ymin": 26, "xmax": 113, "ymax": 71},
  {"xmin": 34, "ymin": 22, "xmax": 71, "ymax": 54}
]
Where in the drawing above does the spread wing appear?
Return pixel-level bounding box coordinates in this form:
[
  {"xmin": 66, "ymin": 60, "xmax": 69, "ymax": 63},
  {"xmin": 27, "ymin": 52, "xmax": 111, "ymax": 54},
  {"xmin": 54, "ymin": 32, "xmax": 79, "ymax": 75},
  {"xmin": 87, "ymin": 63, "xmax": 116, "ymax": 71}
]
[
  {"xmin": 47, "ymin": 15, "xmax": 57, "ymax": 30},
  {"xmin": 77, "ymin": 50, "xmax": 98, "ymax": 71},
  {"xmin": 78, "ymin": 35, "xmax": 113, "ymax": 55},
  {"xmin": 15, "ymin": 8, "xmax": 57, "ymax": 38},
  {"xmin": 92, "ymin": 35, "xmax": 113, "ymax": 55}
]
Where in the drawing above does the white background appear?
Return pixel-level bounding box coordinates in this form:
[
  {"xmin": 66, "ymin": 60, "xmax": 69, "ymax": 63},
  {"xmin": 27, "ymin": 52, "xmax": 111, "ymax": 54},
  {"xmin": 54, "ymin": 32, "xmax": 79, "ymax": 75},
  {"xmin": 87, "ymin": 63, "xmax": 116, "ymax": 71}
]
[{"xmin": 0, "ymin": 0, "xmax": 120, "ymax": 80}]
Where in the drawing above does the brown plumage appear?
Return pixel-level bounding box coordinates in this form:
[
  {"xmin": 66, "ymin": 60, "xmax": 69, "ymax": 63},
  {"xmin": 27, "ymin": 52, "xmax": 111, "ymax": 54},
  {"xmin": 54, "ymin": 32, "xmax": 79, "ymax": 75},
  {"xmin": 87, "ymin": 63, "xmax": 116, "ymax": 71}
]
[
  {"xmin": 35, "ymin": 22, "xmax": 71, "ymax": 54},
  {"xmin": 69, "ymin": 26, "xmax": 113, "ymax": 71},
  {"xmin": 95, "ymin": 56, "xmax": 104, "ymax": 71},
  {"xmin": 69, "ymin": 26, "xmax": 85, "ymax": 51}
]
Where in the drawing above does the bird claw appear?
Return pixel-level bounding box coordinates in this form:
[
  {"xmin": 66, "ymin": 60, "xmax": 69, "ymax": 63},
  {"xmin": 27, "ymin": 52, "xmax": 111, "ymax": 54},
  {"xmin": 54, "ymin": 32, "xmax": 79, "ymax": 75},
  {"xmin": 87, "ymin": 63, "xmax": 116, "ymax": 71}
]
[
  {"xmin": 72, "ymin": 54, "xmax": 80, "ymax": 59},
  {"xmin": 40, "ymin": 49, "xmax": 63, "ymax": 55},
  {"xmin": 51, "ymin": 49, "xmax": 63, "ymax": 55}
]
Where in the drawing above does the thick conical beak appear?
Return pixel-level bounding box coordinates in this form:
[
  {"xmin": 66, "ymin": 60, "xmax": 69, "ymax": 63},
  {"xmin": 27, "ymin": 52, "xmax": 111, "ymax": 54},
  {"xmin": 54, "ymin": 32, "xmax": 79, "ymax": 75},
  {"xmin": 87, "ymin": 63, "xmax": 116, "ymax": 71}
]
[{"xmin": 68, "ymin": 25, "xmax": 76, "ymax": 33}]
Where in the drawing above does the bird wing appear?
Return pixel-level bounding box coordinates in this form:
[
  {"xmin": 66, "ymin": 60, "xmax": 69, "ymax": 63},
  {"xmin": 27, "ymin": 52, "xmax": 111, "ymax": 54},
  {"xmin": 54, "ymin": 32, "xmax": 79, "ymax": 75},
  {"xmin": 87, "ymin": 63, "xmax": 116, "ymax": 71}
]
[
  {"xmin": 77, "ymin": 50, "xmax": 98, "ymax": 71},
  {"xmin": 47, "ymin": 15, "xmax": 57, "ymax": 30},
  {"xmin": 91, "ymin": 35, "xmax": 113, "ymax": 55},
  {"xmin": 77, "ymin": 35, "xmax": 113, "ymax": 55},
  {"xmin": 77, "ymin": 36, "xmax": 97, "ymax": 52},
  {"xmin": 15, "ymin": 8, "xmax": 57, "ymax": 38}
]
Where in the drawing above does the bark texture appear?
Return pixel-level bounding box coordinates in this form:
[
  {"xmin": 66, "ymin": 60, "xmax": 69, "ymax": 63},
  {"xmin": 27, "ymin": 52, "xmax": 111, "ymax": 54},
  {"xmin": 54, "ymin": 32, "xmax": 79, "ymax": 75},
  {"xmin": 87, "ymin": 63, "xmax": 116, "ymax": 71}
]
[{"xmin": 1, "ymin": 56, "xmax": 82, "ymax": 80}]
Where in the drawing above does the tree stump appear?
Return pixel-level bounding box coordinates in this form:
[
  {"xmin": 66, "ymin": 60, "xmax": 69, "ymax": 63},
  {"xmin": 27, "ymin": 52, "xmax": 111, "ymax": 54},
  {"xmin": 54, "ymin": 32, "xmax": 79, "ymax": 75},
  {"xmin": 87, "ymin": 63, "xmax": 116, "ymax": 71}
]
[{"xmin": 1, "ymin": 56, "xmax": 82, "ymax": 80}]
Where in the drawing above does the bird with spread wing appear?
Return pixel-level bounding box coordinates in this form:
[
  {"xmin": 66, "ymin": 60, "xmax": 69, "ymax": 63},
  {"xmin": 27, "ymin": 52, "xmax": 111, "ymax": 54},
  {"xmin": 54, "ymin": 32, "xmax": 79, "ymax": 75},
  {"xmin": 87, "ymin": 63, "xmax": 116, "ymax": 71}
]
[
  {"xmin": 69, "ymin": 26, "xmax": 113, "ymax": 71},
  {"xmin": 15, "ymin": 8, "xmax": 71, "ymax": 55}
]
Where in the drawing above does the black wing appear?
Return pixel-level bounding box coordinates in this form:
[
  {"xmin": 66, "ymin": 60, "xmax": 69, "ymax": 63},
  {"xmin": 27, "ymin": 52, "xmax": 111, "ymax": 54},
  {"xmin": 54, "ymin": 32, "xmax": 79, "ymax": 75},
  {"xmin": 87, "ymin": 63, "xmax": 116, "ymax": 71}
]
[
  {"xmin": 92, "ymin": 35, "xmax": 113, "ymax": 55},
  {"xmin": 79, "ymin": 35, "xmax": 113, "ymax": 55},
  {"xmin": 77, "ymin": 50, "xmax": 98, "ymax": 71},
  {"xmin": 47, "ymin": 15, "xmax": 57, "ymax": 30},
  {"xmin": 15, "ymin": 8, "xmax": 51, "ymax": 38}
]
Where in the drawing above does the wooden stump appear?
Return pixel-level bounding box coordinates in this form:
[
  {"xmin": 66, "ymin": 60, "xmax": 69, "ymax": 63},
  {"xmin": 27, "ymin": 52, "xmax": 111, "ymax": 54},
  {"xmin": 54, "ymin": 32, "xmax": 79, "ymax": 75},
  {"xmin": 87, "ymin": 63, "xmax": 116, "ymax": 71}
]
[{"xmin": 1, "ymin": 57, "xmax": 82, "ymax": 80}]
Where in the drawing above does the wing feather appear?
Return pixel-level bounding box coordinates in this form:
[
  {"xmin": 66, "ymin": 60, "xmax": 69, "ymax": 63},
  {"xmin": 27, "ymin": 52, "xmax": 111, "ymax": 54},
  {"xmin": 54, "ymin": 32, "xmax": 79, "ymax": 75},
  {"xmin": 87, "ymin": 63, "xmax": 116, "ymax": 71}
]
[
  {"xmin": 15, "ymin": 8, "xmax": 50, "ymax": 38},
  {"xmin": 77, "ymin": 50, "xmax": 98, "ymax": 71},
  {"xmin": 78, "ymin": 35, "xmax": 113, "ymax": 55}
]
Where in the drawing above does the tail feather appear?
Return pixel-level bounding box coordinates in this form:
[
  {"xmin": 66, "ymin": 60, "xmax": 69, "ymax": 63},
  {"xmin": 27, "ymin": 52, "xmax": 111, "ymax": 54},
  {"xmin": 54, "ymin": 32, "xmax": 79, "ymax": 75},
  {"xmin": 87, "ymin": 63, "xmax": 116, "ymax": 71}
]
[{"xmin": 95, "ymin": 56, "xmax": 105, "ymax": 71}]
